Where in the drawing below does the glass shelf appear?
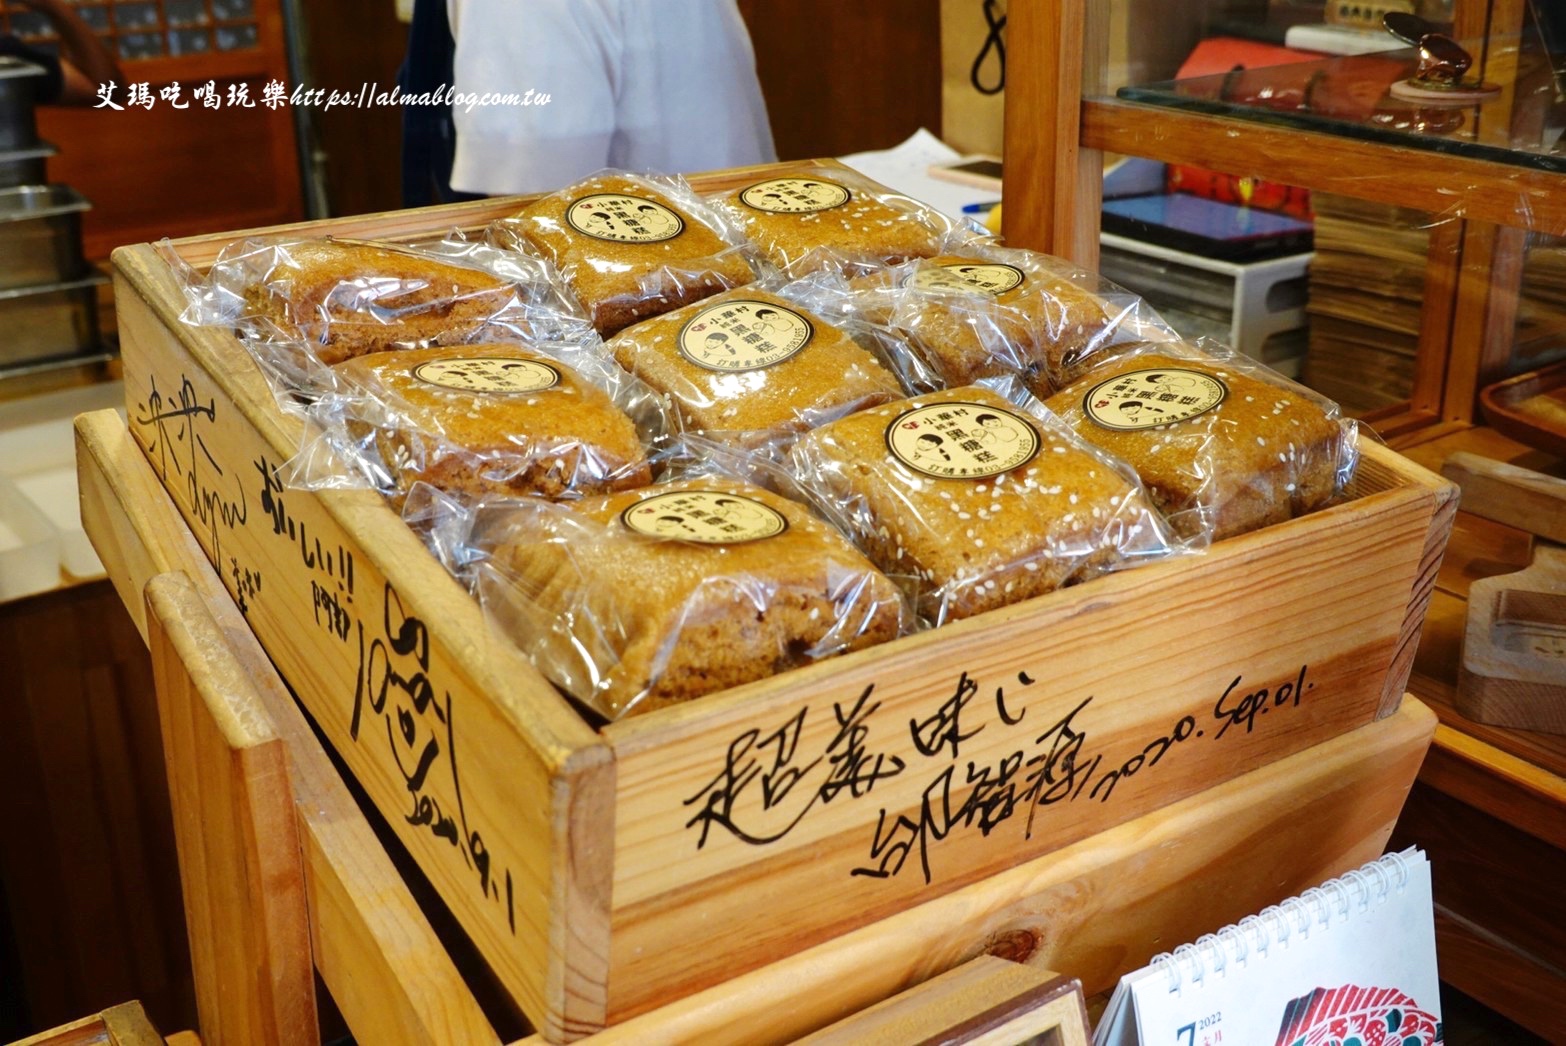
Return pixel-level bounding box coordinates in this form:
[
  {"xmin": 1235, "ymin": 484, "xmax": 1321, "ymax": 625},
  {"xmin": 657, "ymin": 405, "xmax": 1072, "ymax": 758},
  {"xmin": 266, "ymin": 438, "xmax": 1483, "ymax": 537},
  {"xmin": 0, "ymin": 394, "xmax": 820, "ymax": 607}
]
[{"xmin": 1116, "ymin": 38, "xmax": 1566, "ymax": 176}]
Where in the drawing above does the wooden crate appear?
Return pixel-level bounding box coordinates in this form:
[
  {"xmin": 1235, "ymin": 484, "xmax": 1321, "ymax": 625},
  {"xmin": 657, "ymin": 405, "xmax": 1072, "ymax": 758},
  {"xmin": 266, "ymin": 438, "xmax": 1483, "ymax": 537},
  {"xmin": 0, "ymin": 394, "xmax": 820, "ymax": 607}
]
[
  {"xmin": 105, "ymin": 162, "xmax": 1459, "ymax": 1040},
  {"xmin": 76, "ymin": 406, "xmax": 1440, "ymax": 1045}
]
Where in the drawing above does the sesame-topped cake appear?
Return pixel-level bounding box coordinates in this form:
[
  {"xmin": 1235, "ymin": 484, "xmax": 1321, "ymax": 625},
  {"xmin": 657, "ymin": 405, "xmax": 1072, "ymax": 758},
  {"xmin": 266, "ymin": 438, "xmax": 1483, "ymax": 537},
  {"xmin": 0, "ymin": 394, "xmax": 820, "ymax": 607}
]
[
  {"xmin": 509, "ymin": 172, "xmax": 754, "ymax": 336},
  {"xmin": 845, "ymin": 247, "xmax": 1131, "ymax": 396},
  {"xmin": 235, "ymin": 238, "xmax": 528, "ymax": 365},
  {"xmin": 331, "ymin": 344, "xmax": 651, "ymax": 501},
  {"xmin": 604, "ymin": 287, "xmax": 903, "ymax": 444},
  {"xmin": 483, "ymin": 479, "xmax": 909, "ymax": 718},
  {"xmin": 716, "ymin": 168, "xmax": 948, "ymax": 277},
  {"xmin": 789, "ymin": 383, "xmax": 1172, "ymax": 624},
  {"xmin": 1044, "ymin": 350, "xmax": 1355, "ymax": 541}
]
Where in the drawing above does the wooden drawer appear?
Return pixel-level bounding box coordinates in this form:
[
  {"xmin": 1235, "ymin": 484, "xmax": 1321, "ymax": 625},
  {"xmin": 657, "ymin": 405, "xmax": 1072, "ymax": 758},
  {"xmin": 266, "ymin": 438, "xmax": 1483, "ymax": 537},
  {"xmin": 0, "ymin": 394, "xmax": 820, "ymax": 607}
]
[{"xmin": 93, "ymin": 160, "xmax": 1454, "ymax": 1039}]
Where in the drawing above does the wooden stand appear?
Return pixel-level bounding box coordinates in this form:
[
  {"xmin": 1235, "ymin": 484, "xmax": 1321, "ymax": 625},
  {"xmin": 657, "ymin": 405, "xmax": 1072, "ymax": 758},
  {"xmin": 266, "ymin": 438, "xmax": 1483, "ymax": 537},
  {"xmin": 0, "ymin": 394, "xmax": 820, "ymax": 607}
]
[
  {"xmin": 99, "ymin": 159, "xmax": 1455, "ymax": 1038},
  {"xmin": 1458, "ymin": 547, "xmax": 1566, "ymax": 732},
  {"xmin": 792, "ymin": 958, "xmax": 1090, "ymax": 1046},
  {"xmin": 1441, "ymin": 453, "xmax": 1566, "ymax": 733},
  {"xmin": 79, "ymin": 404, "xmax": 1440, "ymax": 1044},
  {"xmin": 145, "ymin": 573, "xmax": 317, "ymax": 1046},
  {"xmin": 11, "ymin": 1001, "xmax": 186, "ymax": 1046}
]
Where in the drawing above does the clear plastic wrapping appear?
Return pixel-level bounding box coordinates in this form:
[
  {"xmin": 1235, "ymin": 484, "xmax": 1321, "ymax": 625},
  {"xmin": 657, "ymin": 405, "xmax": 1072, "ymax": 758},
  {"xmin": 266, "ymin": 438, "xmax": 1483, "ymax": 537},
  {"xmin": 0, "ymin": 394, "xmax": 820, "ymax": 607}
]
[
  {"xmin": 173, "ymin": 234, "xmax": 585, "ymax": 368},
  {"xmin": 805, "ymin": 243, "xmax": 1177, "ymax": 397},
  {"xmin": 601, "ymin": 285, "xmax": 907, "ymax": 450},
  {"xmin": 295, "ymin": 340, "xmax": 674, "ymax": 503},
  {"xmin": 469, "ymin": 477, "xmax": 912, "ymax": 720},
  {"xmin": 493, "ymin": 170, "xmax": 756, "ymax": 336},
  {"xmin": 788, "ymin": 378, "xmax": 1179, "ymax": 626},
  {"xmin": 1041, "ymin": 341, "xmax": 1360, "ymax": 543},
  {"xmin": 711, "ymin": 165, "xmax": 970, "ymax": 278}
]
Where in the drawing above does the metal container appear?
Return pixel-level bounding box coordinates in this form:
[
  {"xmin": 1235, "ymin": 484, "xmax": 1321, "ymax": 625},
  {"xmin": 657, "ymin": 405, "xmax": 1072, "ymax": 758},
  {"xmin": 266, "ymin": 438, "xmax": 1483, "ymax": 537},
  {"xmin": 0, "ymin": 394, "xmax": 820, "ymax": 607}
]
[
  {"xmin": 0, "ymin": 272, "xmax": 108, "ymax": 367},
  {"xmin": 0, "ymin": 58, "xmax": 46, "ymax": 152},
  {"xmin": 0, "ymin": 186, "xmax": 90, "ymax": 289},
  {"xmin": 0, "ymin": 143, "xmax": 54, "ymax": 190}
]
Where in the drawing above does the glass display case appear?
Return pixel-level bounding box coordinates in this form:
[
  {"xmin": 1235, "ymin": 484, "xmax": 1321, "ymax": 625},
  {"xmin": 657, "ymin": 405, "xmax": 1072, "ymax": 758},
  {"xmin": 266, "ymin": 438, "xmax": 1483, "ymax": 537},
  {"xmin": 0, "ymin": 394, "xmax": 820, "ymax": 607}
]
[
  {"xmin": 1004, "ymin": 0, "xmax": 1565, "ymax": 438},
  {"xmin": 1000, "ymin": 3, "xmax": 1566, "ymax": 1037}
]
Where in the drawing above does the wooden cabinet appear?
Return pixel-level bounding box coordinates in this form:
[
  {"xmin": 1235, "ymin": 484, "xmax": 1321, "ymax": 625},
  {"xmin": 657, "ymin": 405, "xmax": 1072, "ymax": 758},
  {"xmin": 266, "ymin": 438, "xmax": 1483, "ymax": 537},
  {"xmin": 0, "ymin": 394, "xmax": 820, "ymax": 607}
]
[
  {"xmin": 1, "ymin": 0, "xmax": 302, "ymax": 261},
  {"xmin": 1001, "ymin": 1, "xmax": 1566, "ymax": 1035},
  {"xmin": 1006, "ymin": 0, "xmax": 1561, "ymax": 436}
]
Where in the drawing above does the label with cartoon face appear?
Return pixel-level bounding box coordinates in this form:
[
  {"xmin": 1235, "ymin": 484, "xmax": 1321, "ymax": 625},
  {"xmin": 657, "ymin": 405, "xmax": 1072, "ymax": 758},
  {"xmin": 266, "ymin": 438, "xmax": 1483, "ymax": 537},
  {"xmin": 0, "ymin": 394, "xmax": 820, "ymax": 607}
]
[
  {"xmin": 565, "ymin": 193, "xmax": 685, "ymax": 243},
  {"xmin": 885, "ymin": 402, "xmax": 1041, "ymax": 480},
  {"xmin": 1083, "ymin": 368, "xmax": 1227, "ymax": 430},
  {"xmin": 412, "ymin": 357, "xmax": 562, "ymax": 394},
  {"xmin": 909, "ymin": 262, "xmax": 1025, "ymax": 297},
  {"xmin": 739, "ymin": 177, "xmax": 852, "ymax": 214},
  {"xmin": 620, "ymin": 490, "xmax": 789, "ymax": 545},
  {"xmin": 677, "ymin": 300, "xmax": 814, "ymax": 371}
]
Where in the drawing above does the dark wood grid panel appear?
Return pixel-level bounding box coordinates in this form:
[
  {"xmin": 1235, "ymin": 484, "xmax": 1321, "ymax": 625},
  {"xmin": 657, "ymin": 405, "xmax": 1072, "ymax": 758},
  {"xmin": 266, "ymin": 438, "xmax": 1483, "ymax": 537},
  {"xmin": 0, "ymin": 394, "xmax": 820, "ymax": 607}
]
[{"xmin": 0, "ymin": 0, "xmax": 261, "ymax": 60}]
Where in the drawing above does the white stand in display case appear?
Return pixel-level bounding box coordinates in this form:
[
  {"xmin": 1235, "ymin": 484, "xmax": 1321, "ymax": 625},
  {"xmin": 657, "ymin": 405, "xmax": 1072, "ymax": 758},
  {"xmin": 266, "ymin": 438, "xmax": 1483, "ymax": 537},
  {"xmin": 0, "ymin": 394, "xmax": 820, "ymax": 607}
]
[{"xmin": 1098, "ymin": 231, "xmax": 1313, "ymax": 378}]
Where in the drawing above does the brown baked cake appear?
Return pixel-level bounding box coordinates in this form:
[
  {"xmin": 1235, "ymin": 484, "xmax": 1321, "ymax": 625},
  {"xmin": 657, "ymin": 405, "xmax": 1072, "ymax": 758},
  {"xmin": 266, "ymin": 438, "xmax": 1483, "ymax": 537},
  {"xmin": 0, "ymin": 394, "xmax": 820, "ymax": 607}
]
[
  {"xmin": 791, "ymin": 385, "xmax": 1168, "ymax": 623},
  {"xmin": 240, "ymin": 238, "xmax": 523, "ymax": 365},
  {"xmin": 332, "ymin": 344, "xmax": 650, "ymax": 500},
  {"xmin": 510, "ymin": 173, "xmax": 753, "ymax": 336},
  {"xmin": 1044, "ymin": 351, "xmax": 1352, "ymax": 541},
  {"xmin": 604, "ymin": 287, "xmax": 903, "ymax": 442},
  {"xmin": 718, "ymin": 170, "xmax": 945, "ymax": 276},
  {"xmin": 847, "ymin": 251, "xmax": 1124, "ymax": 396},
  {"xmin": 488, "ymin": 479, "xmax": 909, "ymax": 718}
]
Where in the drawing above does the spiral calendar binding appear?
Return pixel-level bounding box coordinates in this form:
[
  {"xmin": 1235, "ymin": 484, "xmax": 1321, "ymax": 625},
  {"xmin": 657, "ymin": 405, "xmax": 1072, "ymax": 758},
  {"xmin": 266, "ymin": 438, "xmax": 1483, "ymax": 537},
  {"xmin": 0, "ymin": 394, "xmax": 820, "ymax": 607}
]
[
  {"xmin": 1151, "ymin": 848, "xmax": 1417, "ymax": 994},
  {"xmin": 1092, "ymin": 847, "xmax": 1438, "ymax": 1046}
]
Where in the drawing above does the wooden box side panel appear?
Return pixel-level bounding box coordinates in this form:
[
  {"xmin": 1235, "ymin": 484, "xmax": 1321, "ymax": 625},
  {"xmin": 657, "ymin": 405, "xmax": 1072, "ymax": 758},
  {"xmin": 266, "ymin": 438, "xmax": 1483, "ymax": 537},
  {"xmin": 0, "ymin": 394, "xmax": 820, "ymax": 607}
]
[
  {"xmin": 1351, "ymin": 441, "xmax": 1461, "ymax": 717},
  {"xmin": 600, "ymin": 476, "xmax": 1442, "ymax": 1020},
  {"xmin": 112, "ymin": 247, "xmax": 612, "ymax": 1039},
  {"xmin": 569, "ymin": 701, "xmax": 1435, "ymax": 1045},
  {"xmin": 78, "ymin": 410, "xmax": 501, "ymax": 1045}
]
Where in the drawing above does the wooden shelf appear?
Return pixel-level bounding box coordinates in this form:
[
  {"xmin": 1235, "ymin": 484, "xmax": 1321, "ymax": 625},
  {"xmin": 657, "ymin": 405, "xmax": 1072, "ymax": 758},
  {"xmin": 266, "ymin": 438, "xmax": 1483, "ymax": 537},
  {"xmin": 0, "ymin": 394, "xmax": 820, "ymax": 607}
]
[
  {"xmin": 1389, "ymin": 423, "xmax": 1566, "ymax": 817},
  {"xmin": 1083, "ymin": 99, "xmax": 1566, "ymax": 236}
]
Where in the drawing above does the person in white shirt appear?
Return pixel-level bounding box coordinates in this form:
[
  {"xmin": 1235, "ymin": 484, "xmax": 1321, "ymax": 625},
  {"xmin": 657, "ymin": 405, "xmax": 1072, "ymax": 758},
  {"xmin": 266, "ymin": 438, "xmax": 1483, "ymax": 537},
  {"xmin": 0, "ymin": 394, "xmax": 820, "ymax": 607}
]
[{"xmin": 443, "ymin": 0, "xmax": 776, "ymax": 196}]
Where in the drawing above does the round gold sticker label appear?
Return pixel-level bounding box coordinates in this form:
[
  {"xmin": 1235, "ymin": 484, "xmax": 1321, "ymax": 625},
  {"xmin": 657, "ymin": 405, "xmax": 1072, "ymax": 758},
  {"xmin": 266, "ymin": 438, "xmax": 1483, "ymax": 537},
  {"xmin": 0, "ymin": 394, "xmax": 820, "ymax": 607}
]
[
  {"xmin": 885, "ymin": 402, "xmax": 1041, "ymax": 480},
  {"xmin": 621, "ymin": 491, "xmax": 789, "ymax": 545},
  {"xmin": 1083, "ymin": 368, "xmax": 1227, "ymax": 431},
  {"xmin": 412, "ymin": 357, "xmax": 562, "ymax": 394},
  {"xmin": 677, "ymin": 300, "xmax": 814, "ymax": 371},
  {"xmin": 739, "ymin": 177, "xmax": 852, "ymax": 214},
  {"xmin": 909, "ymin": 262, "xmax": 1025, "ymax": 297},
  {"xmin": 565, "ymin": 193, "xmax": 684, "ymax": 243}
]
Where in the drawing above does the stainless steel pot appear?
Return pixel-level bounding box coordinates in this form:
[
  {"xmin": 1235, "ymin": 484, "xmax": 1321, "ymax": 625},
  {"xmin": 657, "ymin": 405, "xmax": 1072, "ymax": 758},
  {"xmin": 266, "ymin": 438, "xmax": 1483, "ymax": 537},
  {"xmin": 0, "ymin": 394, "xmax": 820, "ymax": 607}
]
[
  {"xmin": 0, "ymin": 272, "xmax": 108, "ymax": 366},
  {"xmin": 0, "ymin": 143, "xmax": 54, "ymax": 190},
  {"xmin": 0, "ymin": 186, "xmax": 90, "ymax": 290},
  {"xmin": 0, "ymin": 58, "xmax": 47, "ymax": 152}
]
